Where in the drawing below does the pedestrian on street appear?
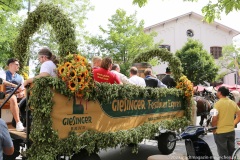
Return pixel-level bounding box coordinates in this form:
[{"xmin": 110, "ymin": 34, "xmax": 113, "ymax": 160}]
[{"xmin": 212, "ymin": 86, "xmax": 240, "ymax": 160}]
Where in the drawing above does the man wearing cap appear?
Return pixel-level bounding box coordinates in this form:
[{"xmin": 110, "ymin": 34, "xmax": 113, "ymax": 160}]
[
  {"xmin": 24, "ymin": 47, "xmax": 57, "ymax": 86},
  {"xmin": 2, "ymin": 58, "xmax": 25, "ymax": 131},
  {"xmin": 212, "ymin": 86, "xmax": 240, "ymax": 159},
  {"xmin": 161, "ymin": 67, "xmax": 176, "ymax": 88}
]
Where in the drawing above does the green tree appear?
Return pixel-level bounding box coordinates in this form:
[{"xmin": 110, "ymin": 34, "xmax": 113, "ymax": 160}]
[
  {"xmin": 88, "ymin": 9, "xmax": 157, "ymax": 75},
  {"xmin": 217, "ymin": 44, "xmax": 240, "ymax": 79},
  {"xmin": 0, "ymin": 0, "xmax": 25, "ymax": 12},
  {"xmin": 132, "ymin": 0, "xmax": 240, "ymax": 22},
  {"xmin": 175, "ymin": 39, "xmax": 219, "ymax": 85},
  {"xmin": 0, "ymin": 0, "xmax": 29, "ymax": 67},
  {"xmin": 0, "ymin": 13, "xmax": 24, "ymax": 67}
]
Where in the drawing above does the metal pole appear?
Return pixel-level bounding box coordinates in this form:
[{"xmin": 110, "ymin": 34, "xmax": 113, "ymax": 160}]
[
  {"xmin": 28, "ymin": 0, "xmax": 31, "ymax": 15},
  {"xmin": 233, "ymin": 53, "xmax": 238, "ymax": 89}
]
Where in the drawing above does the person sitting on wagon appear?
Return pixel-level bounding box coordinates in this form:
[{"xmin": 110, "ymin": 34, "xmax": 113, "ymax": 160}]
[
  {"xmin": 111, "ymin": 64, "xmax": 133, "ymax": 84},
  {"xmin": 24, "ymin": 47, "xmax": 57, "ymax": 87},
  {"xmin": 144, "ymin": 68, "xmax": 167, "ymax": 88},
  {"xmin": 93, "ymin": 57, "xmax": 121, "ymax": 84},
  {"xmin": 0, "ymin": 58, "xmax": 25, "ymax": 132},
  {"xmin": 92, "ymin": 56, "xmax": 102, "ymax": 70},
  {"xmin": 129, "ymin": 67, "xmax": 146, "ymax": 87},
  {"xmin": 161, "ymin": 67, "xmax": 176, "ymax": 88}
]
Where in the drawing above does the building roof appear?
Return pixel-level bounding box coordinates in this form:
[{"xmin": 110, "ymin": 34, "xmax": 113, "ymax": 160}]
[{"xmin": 144, "ymin": 12, "xmax": 240, "ymax": 37}]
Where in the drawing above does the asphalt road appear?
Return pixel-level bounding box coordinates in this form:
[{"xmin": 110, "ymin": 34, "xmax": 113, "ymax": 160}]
[{"xmin": 98, "ymin": 117, "xmax": 240, "ymax": 160}]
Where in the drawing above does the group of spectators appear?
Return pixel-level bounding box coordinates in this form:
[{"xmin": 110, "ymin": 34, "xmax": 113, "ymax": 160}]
[{"xmin": 92, "ymin": 56, "xmax": 176, "ymax": 88}]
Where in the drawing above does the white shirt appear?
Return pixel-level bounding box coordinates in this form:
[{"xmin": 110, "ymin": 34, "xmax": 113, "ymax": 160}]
[
  {"xmin": 40, "ymin": 60, "xmax": 57, "ymax": 77},
  {"xmin": 111, "ymin": 70, "xmax": 134, "ymax": 84},
  {"xmin": 129, "ymin": 75, "xmax": 146, "ymax": 87}
]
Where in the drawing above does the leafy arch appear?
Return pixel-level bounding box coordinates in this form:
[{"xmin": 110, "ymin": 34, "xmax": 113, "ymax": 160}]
[
  {"xmin": 13, "ymin": 3, "xmax": 78, "ymax": 72},
  {"xmin": 132, "ymin": 48, "xmax": 183, "ymax": 80}
]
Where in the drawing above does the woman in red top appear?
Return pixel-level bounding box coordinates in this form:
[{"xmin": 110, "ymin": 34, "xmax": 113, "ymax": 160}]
[{"xmin": 93, "ymin": 57, "xmax": 121, "ymax": 84}]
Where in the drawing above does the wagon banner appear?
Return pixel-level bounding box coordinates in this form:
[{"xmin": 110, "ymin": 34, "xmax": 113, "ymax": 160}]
[{"xmin": 51, "ymin": 91, "xmax": 185, "ymax": 139}]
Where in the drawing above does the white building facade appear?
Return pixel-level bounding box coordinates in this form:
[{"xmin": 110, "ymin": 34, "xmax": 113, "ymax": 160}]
[{"xmin": 144, "ymin": 12, "xmax": 240, "ymax": 85}]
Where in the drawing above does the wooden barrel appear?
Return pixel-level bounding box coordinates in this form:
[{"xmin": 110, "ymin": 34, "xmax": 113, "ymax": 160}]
[{"xmin": 132, "ymin": 63, "xmax": 152, "ymax": 78}]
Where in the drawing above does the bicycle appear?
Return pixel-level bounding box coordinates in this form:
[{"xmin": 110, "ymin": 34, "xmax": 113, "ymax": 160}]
[{"xmin": 231, "ymin": 138, "xmax": 240, "ymax": 159}]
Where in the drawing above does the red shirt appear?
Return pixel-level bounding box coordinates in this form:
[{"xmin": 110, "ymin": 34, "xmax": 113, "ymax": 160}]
[{"xmin": 93, "ymin": 68, "xmax": 121, "ymax": 84}]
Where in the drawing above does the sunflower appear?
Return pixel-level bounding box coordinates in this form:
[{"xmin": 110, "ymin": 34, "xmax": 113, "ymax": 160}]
[
  {"xmin": 76, "ymin": 77, "xmax": 81, "ymax": 83},
  {"xmin": 75, "ymin": 55, "xmax": 82, "ymax": 62},
  {"xmin": 68, "ymin": 70, "xmax": 77, "ymax": 79},
  {"xmin": 58, "ymin": 66, "xmax": 65, "ymax": 75},
  {"xmin": 68, "ymin": 81, "xmax": 76, "ymax": 91},
  {"xmin": 64, "ymin": 62, "xmax": 71, "ymax": 68},
  {"xmin": 80, "ymin": 84, "xmax": 85, "ymax": 90},
  {"xmin": 80, "ymin": 73, "xmax": 85, "ymax": 79},
  {"xmin": 81, "ymin": 57, "xmax": 87, "ymax": 64},
  {"xmin": 62, "ymin": 76, "xmax": 66, "ymax": 81}
]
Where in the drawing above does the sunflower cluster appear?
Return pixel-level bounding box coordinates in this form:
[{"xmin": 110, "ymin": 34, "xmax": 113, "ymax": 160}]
[
  {"xmin": 176, "ymin": 75, "xmax": 194, "ymax": 99},
  {"xmin": 57, "ymin": 54, "xmax": 94, "ymax": 97}
]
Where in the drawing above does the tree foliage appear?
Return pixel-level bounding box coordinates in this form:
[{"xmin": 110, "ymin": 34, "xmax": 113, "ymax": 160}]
[
  {"xmin": 88, "ymin": 9, "xmax": 157, "ymax": 74},
  {"xmin": 175, "ymin": 39, "xmax": 219, "ymax": 85},
  {"xmin": 0, "ymin": 9, "xmax": 24, "ymax": 68},
  {"xmin": 0, "ymin": 0, "xmax": 25, "ymax": 12},
  {"xmin": 132, "ymin": 0, "xmax": 240, "ymax": 22},
  {"xmin": 13, "ymin": 3, "xmax": 78, "ymax": 72},
  {"xmin": 0, "ymin": 0, "xmax": 29, "ymax": 67},
  {"xmin": 217, "ymin": 44, "xmax": 240, "ymax": 77}
]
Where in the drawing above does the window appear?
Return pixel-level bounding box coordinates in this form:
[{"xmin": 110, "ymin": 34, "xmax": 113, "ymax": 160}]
[
  {"xmin": 210, "ymin": 47, "xmax": 222, "ymax": 59},
  {"xmin": 186, "ymin": 29, "xmax": 194, "ymax": 37},
  {"xmin": 159, "ymin": 45, "xmax": 171, "ymax": 51}
]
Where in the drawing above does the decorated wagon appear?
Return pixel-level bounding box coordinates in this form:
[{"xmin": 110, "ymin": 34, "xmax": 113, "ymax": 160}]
[{"xmin": 0, "ymin": 3, "xmax": 194, "ymax": 160}]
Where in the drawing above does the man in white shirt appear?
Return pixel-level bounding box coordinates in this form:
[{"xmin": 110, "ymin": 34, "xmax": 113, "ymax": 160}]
[
  {"xmin": 111, "ymin": 64, "xmax": 133, "ymax": 84},
  {"xmin": 129, "ymin": 67, "xmax": 146, "ymax": 87},
  {"xmin": 24, "ymin": 47, "xmax": 57, "ymax": 86}
]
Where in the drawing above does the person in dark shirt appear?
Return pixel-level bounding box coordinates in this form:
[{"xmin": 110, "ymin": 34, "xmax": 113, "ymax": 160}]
[
  {"xmin": 161, "ymin": 67, "xmax": 176, "ymax": 88},
  {"xmin": 144, "ymin": 68, "xmax": 166, "ymax": 88}
]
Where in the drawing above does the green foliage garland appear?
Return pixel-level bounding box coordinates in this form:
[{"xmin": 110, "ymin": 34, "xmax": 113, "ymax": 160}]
[
  {"xmin": 13, "ymin": 3, "xmax": 78, "ymax": 72},
  {"xmin": 27, "ymin": 77, "xmax": 191, "ymax": 159},
  {"xmin": 132, "ymin": 48, "xmax": 183, "ymax": 80},
  {"xmin": 132, "ymin": 48, "xmax": 193, "ymax": 123}
]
